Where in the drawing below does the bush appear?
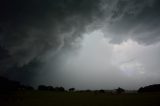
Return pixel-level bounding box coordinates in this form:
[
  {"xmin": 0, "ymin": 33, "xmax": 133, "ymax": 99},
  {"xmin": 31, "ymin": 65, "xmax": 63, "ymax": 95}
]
[{"xmin": 115, "ymin": 87, "xmax": 125, "ymax": 94}]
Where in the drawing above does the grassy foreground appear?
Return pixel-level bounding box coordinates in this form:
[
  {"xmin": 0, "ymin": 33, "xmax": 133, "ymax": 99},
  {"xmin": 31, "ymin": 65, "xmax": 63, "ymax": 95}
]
[{"xmin": 1, "ymin": 91, "xmax": 160, "ymax": 106}]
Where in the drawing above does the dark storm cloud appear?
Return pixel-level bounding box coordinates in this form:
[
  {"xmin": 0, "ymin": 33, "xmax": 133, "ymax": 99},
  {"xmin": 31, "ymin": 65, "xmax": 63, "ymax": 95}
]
[
  {"xmin": 1, "ymin": 0, "xmax": 159, "ymax": 71},
  {"xmin": 1, "ymin": 0, "xmax": 160, "ymax": 87},
  {"xmin": 0, "ymin": 0, "xmax": 102, "ymax": 72},
  {"xmin": 102, "ymin": 0, "xmax": 160, "ymax": 44}
]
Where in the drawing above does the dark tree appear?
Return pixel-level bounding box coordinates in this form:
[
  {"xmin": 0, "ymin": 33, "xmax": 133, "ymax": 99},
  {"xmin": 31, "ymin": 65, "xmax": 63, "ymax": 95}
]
[
  {"xmin": 69, "ymin": 88, "xmax": 75, "ymax": 92},
  {"xmin": 38, "ymin": 85, "xmax": 48, "ymax": 90},
  {"xmin": 138, "ymin": 87, "xmax": 144, "ymax": 93},
  {"xmin": 85, "ymin": 89, "xmax": 91, "ymax": 92},
  {"xmin": 20, "ymin": 85, "xmax": 34, "ymax": 90},
  {"xmin": 0, "ymin": 76, "xmax": 21, "ymax": 92},
  {"xmin": 99, "ymin": 89, "xmax": 105, "ymax": 93},
  {"xmin": 47, "ymin": 86, "xmax": 54, "ymax": 91},
  {"xmin": 138, "ymin": 84, "xmax": 160, "ymax": 93},
  {"xmin": 55, "ymin": 87, "xmax": 65, "ymax": 92},
  {"xmin": 115, "ymin": 87, "xmax": 125, "ymax": 94},
  {"xmin": 25, "ymin": 86, "xmax": 34, "ymax": 90}
]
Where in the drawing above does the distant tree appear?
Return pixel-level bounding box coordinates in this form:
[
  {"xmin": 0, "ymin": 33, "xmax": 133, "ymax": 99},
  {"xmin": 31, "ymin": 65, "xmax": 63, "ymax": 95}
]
[
  {"xmin": 85, "ymin": 89, "xmax": 91, "ymax": 92},
  {"xmin": 138, "ymin": 87, "xmax": 144, "ymax": 93},
  {"xmin": 0, "ymin": 76, "xmax": 24, "ymax": 95},
  {"xmin": 115, "ymin": 87, "xmax": 125, "ymax": 94},
  {"xmin": 0, "ymin": 76, "xmax": 21, "ymax": 91},
  {"xmin": 138, "ymin": 84, "xmax": 160, "ymax": 93},
  {"xmin": 69, "ymin": 88, "xmax": 75, "ymax": 92},
  {"xmin": 47, "ymin": 86, "xmax": 54, "ymax": 91},
  {"xmin": 24, "ymin": 86, "xmax": 34, "ymax": 90},
  {"xmin": 29, "ymin": 86, "xmax": 34, "ymax": 90},
  {"xmin": 38, "ymin": 85, "xmax": 65, "ymax": 92},
  {"xmin": 99, "ymin": 89, "xmax": 105, "ymax": 93},
  {"xmin": 58, "ymin": 87, "xmax": 65, "ymax": 92},
  {"xmin": 54, "ymin": 87, "xmax": 65, "ymax": 92},
  {"xmin": 38, "ymin": 85, "xmax": 48, "ymax": 90}
]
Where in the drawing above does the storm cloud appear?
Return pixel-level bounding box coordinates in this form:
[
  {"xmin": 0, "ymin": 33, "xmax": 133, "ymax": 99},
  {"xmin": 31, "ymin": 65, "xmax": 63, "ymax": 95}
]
[
  {"xmin": 0, "ymin": 0, "xmax": 160, "ymax": 89},
  {"xmin": 0, "ymin": 0, "xmax": 102, "ymax": 70},
  {"xmin": 101, "ymin": 0, "xmax": 160, "ymax": 44}
]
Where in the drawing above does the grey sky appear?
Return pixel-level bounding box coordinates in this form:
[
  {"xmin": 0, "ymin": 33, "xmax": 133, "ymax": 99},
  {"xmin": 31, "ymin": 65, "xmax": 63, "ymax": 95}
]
[
  {"xmin": 40, "ymin": 30, "xmax": 160, "ymax": 90},
  {"xmin": 0, "ymin": 0, "xmax": 160, "ymax": 89}
]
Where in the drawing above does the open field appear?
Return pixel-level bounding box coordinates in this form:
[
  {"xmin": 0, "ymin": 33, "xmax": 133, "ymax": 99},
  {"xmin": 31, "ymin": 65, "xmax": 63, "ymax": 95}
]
[{"xmin": 1, "ymin": 91, "xmax": 160, "ymax": 106}]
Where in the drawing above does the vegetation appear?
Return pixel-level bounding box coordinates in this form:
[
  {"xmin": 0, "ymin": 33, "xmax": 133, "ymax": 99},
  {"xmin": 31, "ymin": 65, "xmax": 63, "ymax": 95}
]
[
  {"xmin": 38, "ymin": 85, "xmax": 65, "ymax": 92},
  {"xmin": 115, "ymin": 87, "xmax": 125, "ymax": 94},
  {"xmin": 138, "ymin": 84, "xmax": 160, "ymax": 93},
  {"xmin": 1, "ymin": 76, "xmax": 160, "ymax": 106},
  {"xmin": 69, "ymin": 88, "xmax": 75, "ymax": 92}
]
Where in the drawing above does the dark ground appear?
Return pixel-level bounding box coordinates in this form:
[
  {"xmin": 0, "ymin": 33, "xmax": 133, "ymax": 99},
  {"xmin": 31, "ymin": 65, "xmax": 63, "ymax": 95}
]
[{"xmin": 0, "ymin": 91, "xmax": 160, "ymax": 106}]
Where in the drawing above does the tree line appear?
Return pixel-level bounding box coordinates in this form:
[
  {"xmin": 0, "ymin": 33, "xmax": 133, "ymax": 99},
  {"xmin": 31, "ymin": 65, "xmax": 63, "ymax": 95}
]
[{"xmin": 1, "ymin": 76, "xmax": 160, "ymax": 94}]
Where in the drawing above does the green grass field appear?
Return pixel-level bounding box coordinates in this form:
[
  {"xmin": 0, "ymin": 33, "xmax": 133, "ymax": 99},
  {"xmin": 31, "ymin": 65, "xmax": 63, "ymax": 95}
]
[{"xmin": 1, "ymin": 91, "xmax": 160, "ymax": 106}]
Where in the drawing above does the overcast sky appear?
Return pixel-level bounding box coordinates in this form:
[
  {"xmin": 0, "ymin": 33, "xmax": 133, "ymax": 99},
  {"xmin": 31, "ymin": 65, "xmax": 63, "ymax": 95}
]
[{"xmin": 0, "ymin": 0, "xmax": 160, "ymax": 90}]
